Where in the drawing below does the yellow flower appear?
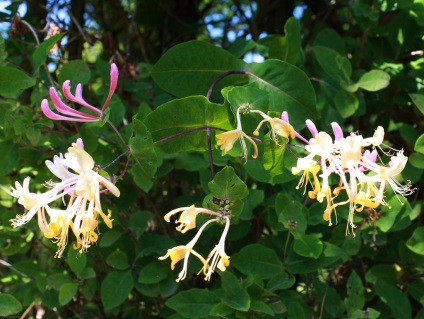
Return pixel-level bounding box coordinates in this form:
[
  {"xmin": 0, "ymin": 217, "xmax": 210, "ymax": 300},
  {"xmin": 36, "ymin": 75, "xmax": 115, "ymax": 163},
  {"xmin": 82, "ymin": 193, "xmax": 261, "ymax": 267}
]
[
  {"xmin": 164, "ymin": 205, "xmax": 219, "ymax": 234},
  {"xmin": 200, "ymin": 216, "xmax": 231, "ymax": 281},
  {"xmin": 159, "ymin": 218, "xmax": 216, "ymax": 282},
  {"xmin": 292, "ymin": 155, "xmax": 321, "ymax": 197},
  {"xmin": 216, "ymin": 105, "xmax": 258, "ymax": 159},
  {"xmin": 216, "ymin": 129, "xmax": 258, "ymax": 159},
  {"xmin": 160, "ymin": 206, "xmax": 231, "ymax": 282},
  {"xmin": 251, "ymin": 110, "xmax": 295, "ymax": 144}
]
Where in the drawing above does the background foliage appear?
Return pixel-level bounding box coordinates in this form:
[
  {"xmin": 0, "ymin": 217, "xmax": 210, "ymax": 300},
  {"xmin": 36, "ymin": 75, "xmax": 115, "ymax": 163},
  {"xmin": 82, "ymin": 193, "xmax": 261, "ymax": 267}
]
[{"xmin": 0, "ymin": 0, "xmax": 423, "ymax": 318}]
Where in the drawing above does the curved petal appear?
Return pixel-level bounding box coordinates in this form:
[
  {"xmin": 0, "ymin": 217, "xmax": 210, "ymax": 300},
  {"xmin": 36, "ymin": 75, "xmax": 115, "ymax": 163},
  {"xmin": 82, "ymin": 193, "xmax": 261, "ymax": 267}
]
[
  {"xmin": 41, "ymin": 99, "xmax": 99, "ymax": 122},
  {"xmin": 101, "ymin": 63, "xmax": 119, "ymax": 112},
  {"xmin": 98, "ymin": 175, "xmax": 120, "ymax": 197},
  {"xmin": 62, "ymin": 81, "xmax": 102, "ymax": 115},
  {"xmin": 49, "ymin": 88, "xmax": 99, "ymax": 120}
]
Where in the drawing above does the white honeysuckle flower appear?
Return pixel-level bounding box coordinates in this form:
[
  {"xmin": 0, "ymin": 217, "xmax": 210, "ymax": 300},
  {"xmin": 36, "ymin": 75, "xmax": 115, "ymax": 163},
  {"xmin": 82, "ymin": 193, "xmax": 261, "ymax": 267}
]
[
  {"xmin": 160, "ymin": 205, "xmax": 232, "ymax": 282},
  {"xmin": 159, "ymin": 218, "xmax": 218, "ymax": 282},
  {"xmin": 200, "ymin": 216, "xmax": 231, "ymax": 281},
  {"xmin": 216, "ymin": 105, "xmax": 258, "ymax": 159},
  {"xmin": 10, "ymin": 139, "xmax": 120, "ymax": 257},
  {"xmin": 164, "ymin": 205, "xmax": 221, "ymax": 234},
  {"xmin": 292, "ymin": 120, "xmax": 414, "ymax": 235}
]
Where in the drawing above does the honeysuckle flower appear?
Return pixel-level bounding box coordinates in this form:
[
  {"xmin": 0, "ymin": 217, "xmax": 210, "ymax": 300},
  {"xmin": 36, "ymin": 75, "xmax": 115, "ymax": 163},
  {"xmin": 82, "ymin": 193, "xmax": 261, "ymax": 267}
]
[
  {"xmin": 292, "ymin": 155, "xmax": 321, "ymax": 197},
  {"xmin": 10, "ymin": 138, "xmax": 120, "ymax": 257},
  {"xmin": 216, "ymin": 105, "xmax": 258, "ymax": 159},
  {"xmin": 251, "ymin": 109, "xmax": 295, "ymax": 144},
  {"xmin": 200, "ymin": 216, "xmax": 230, "ymax": 281},
  {"xmin": 41, "ymin": 63, "xmax": 118, "ymax": 122},
  {"xmin": 164, "ymin": 205, "xmax": 223, "ymax": 234},
  {"xmin": 291, "ymin": 118, "xmax": 414, "ymax": 235},
  {"xmin": 159, "ymin": 218, "xmax": 217, "ymax": 282},
  {"xmin": 160, "ymin": 205, "xmax": 231, "ymax": 282}
]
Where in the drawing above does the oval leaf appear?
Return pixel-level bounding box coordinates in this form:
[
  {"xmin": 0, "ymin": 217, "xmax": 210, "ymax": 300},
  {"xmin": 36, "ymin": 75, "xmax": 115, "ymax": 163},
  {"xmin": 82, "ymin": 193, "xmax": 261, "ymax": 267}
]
[
  {"xmin": 151, "ymin": 40, "xmax": 246, "ymax": 98},
  {"xmin": 357, "ymin": 70, "xmax": 390, "ymax": 92},
  {"xmin": 101, "ymin": 270, "xmax": 134, "ymax": 311},
  {"xmin": 0, "ymin": 294, "xmax": 22, "ymax": 317}
]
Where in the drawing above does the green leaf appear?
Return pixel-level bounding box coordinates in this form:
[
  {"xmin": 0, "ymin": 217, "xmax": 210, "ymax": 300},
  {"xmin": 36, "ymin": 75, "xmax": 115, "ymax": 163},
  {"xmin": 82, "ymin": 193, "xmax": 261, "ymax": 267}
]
[
  {"xmin": 166, "ymin": 288, "xmax": 220, "ymax": 319},
  {"xmin": 0, "ymin": 66, "xmax": 36, "ymax": 97},
  {"xmin": 106, "ymin": 250, "xmax": 130, "ymax": 270},
  {"xmin": 101, "ymin": 270, "xmax": 134, "ymax": 311},
  {"xmin": 334, "ymin": 90, "xmax": 359, "ymax": 118},
  {"xmin": 276, "ymin": 193, "xmax": 308, "ymax": 238},
  {"xmin": 377, "ymin": 196, "xmax": 412, "ymax": 232},
  {"xmin": 365, "ymin": 264, "xmax": 398, "ymax": 285},
  {"xmin": 32, "ymin": 33, "xmax": 65, "ymax": 73},
  {"xmin": 46, "ymin": 273, "xmax": 73, "ymax": 290},
  {"xmin": 356, "ymin": 70, "xmax": 390, "ymax": 92},
  {"xmin": 287, "ymin": 301, "xmax": 305, "ymax": 319},
  {"xmin": 266, "ymin": 272, "xmax": 295, "ymax": 292},
  {"xmin": 128, "ymin": 210, "xmax": 153, "ymax": 239},
  {"xmin": 409, "ymin": 93, "xmax": 424, "ymax": 115},
  {"xmin": 99, "ymin": 230, "xmax": 122, "ymax": 247},
  {"xmin": 374, "ymin": 280, "xmax": 412, "ymax": 319},
  {"xmin": 0, "ymin": 141, "xmax": 18, "ymax": 177},
  {"xmin": 293, "ymin": 234, "xmax": 323, "ymax": 259},
  {"xmin": 144, "ymin": 96, "xmax": 231, "ymax": 153},
  {"xmin": 57, "ymin": 59, "xmax": 91, "ymax": 85},
  {"xmin": 208, "ymin": 166, "xmax": 248, "ymax": 200},
  {"xmin": 0, "ymin": 34, "xmax": 7, "ymax": 62},
  {"xmin": 248, "ymin": 60, "xmax": 317, "ymax": 127},
  {"xmin": 209, "ymin": 302, "xmax": 234, "ymax": 317},
  {"xmin": 220, "ymin": 270, "xmax": 251, "ymax": 311},
  {"xmin": 312, "ymin": 46, "xmax": 352, "ymax": 84},
  {"xmin": 0, "ymin": 294, "xmax": 22, "ymax": 317},
  {"xmin": 286, "ymin": 242, "xmax": 343, "ymax": 274},
  {"xmin": 232, "ymin": 244, "xmax": 283, "ymax": 279},
  {"xmin": 406, "ymin": 227, "xmax": 424, "ymax": 255},
  {"xmin": 59, "ymin": 283, "xmax": 78, "ymax": 306},
  {"xmin": 138, "ymin": 261, "xmax": 169, "ymax": 284},
  {"xmin": 250, "ymin": 299, "xmax": 275, "ymax": 316},
  {"xmin": 415, "ymin": 134, "xmax": 424, "ymax": 154},
  {"xmin": 269, "ymin": 17, "xmax": 301, "ymax": 64},
  {"xmin": 263, "ymin": 133, "xmax": 286, "ymax": 176},
  {"xmin": 345, "ymin": 271, "xmax": 365, "ymax": 315},
  {"xmin": 409, "ymin": 152, "xmax": 424, "ymax": 169},
  {"xmin": 226, "ymin": 86, "xmax": 269, "ymax": 113},
  {"xmin": 129, "ymin": 117, "xmax": 158, "ymax": 184},
  {"xmin": 228, "ymin": 38, "xmax": 256, "ymax": 58},
  {"xmin": 313, "ymin": 278, "xmax": 345, "ymax": 317},
  {"xmin": 66, "ymin": 247, "xmax": 87, "ymax": 276},
  {"xmin": 351, "ymin": 308, "xmax": 381, "ymax": 319},
  {"xmin": 151, "ymin": 40, "xmax": 246, "ymax": 98}
]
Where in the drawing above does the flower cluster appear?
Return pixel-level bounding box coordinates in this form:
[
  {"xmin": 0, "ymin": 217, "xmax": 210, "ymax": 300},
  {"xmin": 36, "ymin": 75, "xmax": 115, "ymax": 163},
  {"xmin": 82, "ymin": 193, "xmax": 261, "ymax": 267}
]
[
  {"xmin": 214, "ymin": 106, "xmax": 414, "ymax": 236},
  {"xmin": 289, "ymin": 117, "xmax": 414, "ymax": 235},
  {"xmin": 10, "ymin": 139, "xmax": 120, "ymax": 257},
  {"xmin": 159, "ymin": 206, "xmax": 230, "ymax": 282}
]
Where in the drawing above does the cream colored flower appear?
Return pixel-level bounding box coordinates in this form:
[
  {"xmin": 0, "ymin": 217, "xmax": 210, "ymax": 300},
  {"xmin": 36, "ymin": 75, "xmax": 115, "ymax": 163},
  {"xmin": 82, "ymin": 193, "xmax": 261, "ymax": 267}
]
[
  {"xmin": 292, "ymin": 122, "xmax": 414, "ymax": 235},
  {"xmin": 200, "ymin": 216, "xmax": 231, "ymax": 281},
  {"xmin": 251, "ymin": 109, "xmax": 295, "ymax": 144},
  {"xmin": 10, "ymin": 139, "xmax": 120, "ymax": 257},
  {"xmin": 216, "ymin": 105, "xmax": 258, "ymax": 159},
  {"xmin": 160, "ymin": 205, "xmax": 232, "ymax": 282}
]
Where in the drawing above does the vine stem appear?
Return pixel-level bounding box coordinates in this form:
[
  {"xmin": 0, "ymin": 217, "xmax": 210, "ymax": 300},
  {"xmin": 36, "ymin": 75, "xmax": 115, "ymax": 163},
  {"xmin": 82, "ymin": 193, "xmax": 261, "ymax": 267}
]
[
  {"xmin": 106, "ymin": 120, "xmax": 131, "ymax": 179},
  {"xmin": 283, "ymin": 231, "xmax": 291, "ymax": 266}
]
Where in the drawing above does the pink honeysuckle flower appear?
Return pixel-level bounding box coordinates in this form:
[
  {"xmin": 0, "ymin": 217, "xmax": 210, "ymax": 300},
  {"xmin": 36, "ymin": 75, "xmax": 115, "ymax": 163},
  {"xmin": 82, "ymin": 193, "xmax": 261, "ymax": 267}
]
[{"xmin": 41, "ymin": 63, "xmax": 118, "ymax": 122}]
